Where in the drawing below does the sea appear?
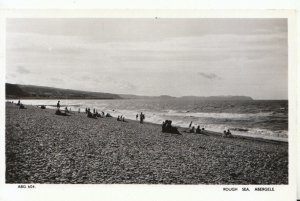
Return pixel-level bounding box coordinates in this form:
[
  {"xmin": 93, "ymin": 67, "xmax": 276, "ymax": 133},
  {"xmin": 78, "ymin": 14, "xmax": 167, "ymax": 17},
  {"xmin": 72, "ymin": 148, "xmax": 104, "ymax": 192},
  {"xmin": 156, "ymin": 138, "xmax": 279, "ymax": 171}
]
[{"xmin": 8, "ymin": 99, "xmax": 288, "ymax": 142}]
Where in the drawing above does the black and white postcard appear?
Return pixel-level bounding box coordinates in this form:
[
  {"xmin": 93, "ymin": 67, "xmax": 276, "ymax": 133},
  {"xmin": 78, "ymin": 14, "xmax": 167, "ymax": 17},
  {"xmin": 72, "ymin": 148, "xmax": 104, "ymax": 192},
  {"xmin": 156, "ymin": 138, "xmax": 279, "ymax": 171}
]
[{"xmin": 0, "ymin": 9, "xmax": 297, "ymax": 201}]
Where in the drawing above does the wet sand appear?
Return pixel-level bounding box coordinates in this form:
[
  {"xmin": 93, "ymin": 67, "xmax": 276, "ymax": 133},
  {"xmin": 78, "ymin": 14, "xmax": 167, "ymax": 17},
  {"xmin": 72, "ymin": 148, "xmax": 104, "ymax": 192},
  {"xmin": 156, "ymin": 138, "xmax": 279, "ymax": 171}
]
[{"xmin": 5, "ymin": 102, "xmax": 288, "ymax": 184}]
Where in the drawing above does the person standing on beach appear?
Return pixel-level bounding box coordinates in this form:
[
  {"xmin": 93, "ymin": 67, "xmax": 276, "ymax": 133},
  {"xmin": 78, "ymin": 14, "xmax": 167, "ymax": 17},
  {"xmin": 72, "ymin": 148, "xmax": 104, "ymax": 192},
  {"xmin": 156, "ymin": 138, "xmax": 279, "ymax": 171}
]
[
  {"xmin": 140, "ymin": 112, "xmax": 143, "ymax": 123},
  {"xmin": 57, "ymin": 101, "xmax": 60, "ymax": 109}
]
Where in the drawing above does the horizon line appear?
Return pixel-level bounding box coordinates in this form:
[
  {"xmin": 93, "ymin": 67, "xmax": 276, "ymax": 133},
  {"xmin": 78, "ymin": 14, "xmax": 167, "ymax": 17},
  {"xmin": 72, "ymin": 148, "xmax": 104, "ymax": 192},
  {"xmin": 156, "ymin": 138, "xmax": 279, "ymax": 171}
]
[{"xmin": 6, "ymin": 82, "xmax": 288, "ymax": 100}]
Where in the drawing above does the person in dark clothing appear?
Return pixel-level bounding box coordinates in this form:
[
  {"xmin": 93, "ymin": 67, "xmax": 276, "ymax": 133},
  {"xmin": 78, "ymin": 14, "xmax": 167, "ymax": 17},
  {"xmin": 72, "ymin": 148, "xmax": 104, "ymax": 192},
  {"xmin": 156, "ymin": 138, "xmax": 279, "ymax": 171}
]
[
  {"xmin": 162, "ymin": 120, "xmax": 181, "ymax": 134},
  {"xmin": 162, "ymin": 121, "xmax": 166, "ymax": 132},
  {"xmin": 166, "ymin": 120, "xmax": 172, "ymax": 132},
  {"xmin": 190, "ymin": 126, "xmax": 195, "ymax": 133},
  {"xmin": 140, "ymin": 112, "xmax": 143, "ymax": 123},
  {"xmin": 55, "ymin": 109, "xmax": 69, "ymax": 116},
  {"xmin": 57, "ymin": 101, "xmax": 60, "ymax": 109},
  {"xmin": 171, "ymin": 126, "xmax": 180, "ymax": 134},
  {"xmin": 19, "ymin": 104, "xmax": 26, "ymax": 109},
  {"xmin": 196, "ymin": 126, "xmax": 201, "ymax": 134},
  {"xmin": 223, "ymin": 129, "xmax": 232, "ymax": 137},
  {"xmin": 87, "ymin": 110, "xmax": 97, "ymax": 119}
]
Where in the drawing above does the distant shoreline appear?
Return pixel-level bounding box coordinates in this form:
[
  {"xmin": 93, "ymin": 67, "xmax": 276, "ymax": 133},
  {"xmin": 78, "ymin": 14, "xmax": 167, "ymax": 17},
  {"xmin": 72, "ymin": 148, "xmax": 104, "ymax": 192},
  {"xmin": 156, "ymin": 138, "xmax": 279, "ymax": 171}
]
[
  {"xmin": 6, "ymin": 83, "xmax": 254, "ymax": 101},
  {"xmin": 6, "ymin": 101, "xmax": 288, "ymax": 143}
]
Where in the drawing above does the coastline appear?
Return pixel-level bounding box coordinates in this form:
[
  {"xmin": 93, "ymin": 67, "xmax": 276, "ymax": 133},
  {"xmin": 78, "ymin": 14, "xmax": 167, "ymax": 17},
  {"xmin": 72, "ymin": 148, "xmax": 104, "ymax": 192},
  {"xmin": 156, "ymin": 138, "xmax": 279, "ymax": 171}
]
[
  {"xmin": 6, "ymin": 99, "xmax": 288, "ymax": 143},
  {"xmin": 5, "ymin": 102, "xmax": 288, "ymax": 184}
]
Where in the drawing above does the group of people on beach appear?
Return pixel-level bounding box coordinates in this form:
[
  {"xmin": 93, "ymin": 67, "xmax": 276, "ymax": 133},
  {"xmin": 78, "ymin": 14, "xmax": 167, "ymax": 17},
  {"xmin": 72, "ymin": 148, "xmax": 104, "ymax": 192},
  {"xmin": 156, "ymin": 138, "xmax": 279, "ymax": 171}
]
[
  {"xmin": 15, "ymin": 100, "xmax": 235, "ymax": 138},
  {"xmin": 55, "ymin": 101, "xmax": 72, "ymax": 116},
  {"xmin": 162, "ymin": 120, "xmax": 180, "ymax": 134},
  {"xmin": 86, "ymin": 107, "xmax": 112, "ymax": 119},
  {"xmin": 223, "ymin": 129, "xmax": 232, "ymax": 137},
  {"xmin": 188, "ymin": 121, "xmax": 205, "ymax": 134},
  {"xmin": 117, "ymin": 115, "xmax": 126, "ymax": 122},
  {"xmin": 16, "ymin": 100, "xmax": 26, "ymax": 109},
  {"xmin": 56, "ymin": 100, "xmax": 113, "ymax": 118},
  {"xmin": 137, "ymin": 112, "xmax": 146, "ymax": 124}
]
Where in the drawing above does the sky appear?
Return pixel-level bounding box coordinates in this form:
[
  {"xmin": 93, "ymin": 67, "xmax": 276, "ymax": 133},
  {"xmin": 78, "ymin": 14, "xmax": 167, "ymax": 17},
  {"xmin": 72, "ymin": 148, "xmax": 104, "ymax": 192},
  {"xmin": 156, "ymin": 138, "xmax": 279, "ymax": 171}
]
[{"xmin": 6, "ymin": 18, "xmax": 288, "ymax": 99}]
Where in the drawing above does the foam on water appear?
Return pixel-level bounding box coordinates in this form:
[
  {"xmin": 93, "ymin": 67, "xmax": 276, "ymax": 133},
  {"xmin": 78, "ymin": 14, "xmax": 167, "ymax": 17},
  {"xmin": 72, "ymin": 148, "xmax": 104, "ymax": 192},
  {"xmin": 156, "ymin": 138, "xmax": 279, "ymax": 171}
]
[{"xmin": 163, "ymin": 110, "xmax": 272, "ymax": 119}]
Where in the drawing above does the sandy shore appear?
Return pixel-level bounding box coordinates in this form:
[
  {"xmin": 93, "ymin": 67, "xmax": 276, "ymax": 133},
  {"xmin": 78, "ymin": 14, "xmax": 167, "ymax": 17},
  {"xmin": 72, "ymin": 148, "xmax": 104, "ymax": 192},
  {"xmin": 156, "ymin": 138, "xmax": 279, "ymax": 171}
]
[{"xmin": 5, "ymin": 102, "xmax": 288, "ymax": 184}]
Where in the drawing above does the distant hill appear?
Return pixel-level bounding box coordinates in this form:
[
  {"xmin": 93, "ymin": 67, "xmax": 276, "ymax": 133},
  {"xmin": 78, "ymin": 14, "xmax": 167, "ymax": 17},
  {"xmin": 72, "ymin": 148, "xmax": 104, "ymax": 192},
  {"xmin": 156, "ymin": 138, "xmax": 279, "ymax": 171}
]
[
  {"xmin": 178, "ymin": 96, "xmax": 253, "ymax": 101},
  {"xmin": 119, "ymin": 94, "xmax": 253, "ymax": 100},
  {"xmin": 6, "ymin": 83, "xmax": 121, "ymax": 99},
  {"xmin": 118, "ymin": 94, "xmax": 176, "ymax": 99},
  {"xmin": 6, "ymin": 83, "xmax": 30, "ymax": 98},
  {"xmin": 6, "ymin": 83, "xmax": 253, "ymax": 101}
]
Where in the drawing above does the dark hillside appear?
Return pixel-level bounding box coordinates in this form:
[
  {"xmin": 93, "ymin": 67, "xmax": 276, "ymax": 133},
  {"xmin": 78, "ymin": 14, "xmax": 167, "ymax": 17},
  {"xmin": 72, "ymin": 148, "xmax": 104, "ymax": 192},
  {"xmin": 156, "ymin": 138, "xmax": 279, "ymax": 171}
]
[{"xmin": 6, "ymin": 83, "xmax": 121, "ymax": 99}]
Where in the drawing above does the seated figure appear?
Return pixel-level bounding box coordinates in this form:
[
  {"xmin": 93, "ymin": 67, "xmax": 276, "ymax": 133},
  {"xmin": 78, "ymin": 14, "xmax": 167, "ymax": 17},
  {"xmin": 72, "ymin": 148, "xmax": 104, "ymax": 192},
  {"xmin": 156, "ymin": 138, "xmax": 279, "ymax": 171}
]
[
  {"xmin": 162, "ymin": 120, "xmax": 181, "ymax": 134},
  {"xmin": 223, "ymin": 129, "xmax": 232, "ymax": 137},
  {"xmin": 19, "ymin": 104, "xmax": 26, "ymax": 109},
  {"xmin": 162, "ymin": 121, "xmax": 166, "ymax": 132},
  {"xmin": 190, "ymin": 126, "xmax": 195, "ymax": 133},
  {"xmin": 55, "ymin": 109, "xmax": 69, "ymax": 116},
  {"xmin": 87, "ymin": 110, "xmax": 97, "ymax": 119}
]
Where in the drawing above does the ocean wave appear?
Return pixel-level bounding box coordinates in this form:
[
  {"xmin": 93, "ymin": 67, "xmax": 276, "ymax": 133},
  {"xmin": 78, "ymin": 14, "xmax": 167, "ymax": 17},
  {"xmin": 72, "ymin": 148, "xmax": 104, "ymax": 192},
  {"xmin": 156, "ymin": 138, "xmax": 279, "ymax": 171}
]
[
  {"xmin": 164, "ymin": 110, "xmax": 273, "ymax": 119},
  {"xmin": 10, "ymin": 99, "xmax": 288, "ymax": 140}
]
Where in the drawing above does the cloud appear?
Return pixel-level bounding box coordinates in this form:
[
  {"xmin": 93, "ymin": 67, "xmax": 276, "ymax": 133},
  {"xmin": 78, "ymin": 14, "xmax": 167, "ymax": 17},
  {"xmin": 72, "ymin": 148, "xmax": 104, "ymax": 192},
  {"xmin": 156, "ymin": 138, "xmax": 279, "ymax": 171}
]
[
  {"xmin": 122, "ymin": 81, "xmax": 137, "ymax": 91},
  {"xmin": 17, "ymin": 65, "xmax": 30, "ymax": 74},
  {"xmin": 197, "ymin": 72, "xmax": 221, "ymax": 80},
  {"xmin": 50, "ymin": 77, "xmax": 64, "ymax": 83}
]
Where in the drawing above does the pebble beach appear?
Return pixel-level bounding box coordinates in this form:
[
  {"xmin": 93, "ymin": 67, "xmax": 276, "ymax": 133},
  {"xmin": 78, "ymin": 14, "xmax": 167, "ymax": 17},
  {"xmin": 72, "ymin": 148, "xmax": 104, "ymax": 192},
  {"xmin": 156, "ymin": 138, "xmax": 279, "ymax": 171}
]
[{"xmin": 5, "ymin": 102, "xmax": 288, "ymax": 184}]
